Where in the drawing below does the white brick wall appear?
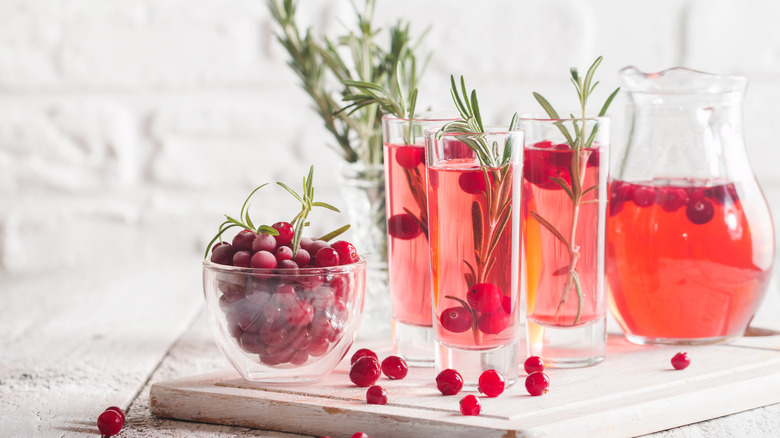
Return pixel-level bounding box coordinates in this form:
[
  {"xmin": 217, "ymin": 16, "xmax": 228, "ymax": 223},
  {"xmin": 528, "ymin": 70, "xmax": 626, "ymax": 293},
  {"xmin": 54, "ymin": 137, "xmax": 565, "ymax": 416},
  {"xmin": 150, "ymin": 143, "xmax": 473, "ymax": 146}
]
[{"xmin": 1, "ymin": 0, "xmax": 779, "ymax": 274}]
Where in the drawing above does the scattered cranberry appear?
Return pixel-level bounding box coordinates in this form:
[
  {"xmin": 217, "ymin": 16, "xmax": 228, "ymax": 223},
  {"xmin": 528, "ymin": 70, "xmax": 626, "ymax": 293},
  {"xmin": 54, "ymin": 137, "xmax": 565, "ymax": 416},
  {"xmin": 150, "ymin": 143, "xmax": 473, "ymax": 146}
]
[
  {"xmin": 366, "ymin": 385, "xmax": 388, "ymax": 405},
  {"xmin": 232, "ymin": 229, "xmax": 256, "ymax": 252},
  {"xmin": 97, "ymin": 409, "xmax": 124, "ymax": 436},
  {"xmin": 350, "ymin": 348, "xmax": 378, "ymax": 365},
  {"xmin": 440, "ymin": 307, "xmax": 473, "ymax": 333},
  {"xmin": 671, "ymin": 352, "xmax": 690, "ymax": 370},
  {"xmin": 477, "ymin": 309, "xmax": 509, "ymax": 334},
  {"xmin": 351, "ymin": 433, "xmax": 370, "ymax": 438},
  {"xmin": 525, "ymin": 371, "xmax": 550, "ymax": 396},
  {"xmin": 250, "ymin": 250, "xmax": 277, "ymax": 269},
  {"xmin": 387, "ymin": 213, "xmax": 422, "ymax": 240},
  {"xmin": 272, "ymin": 222, "xmax": 295, "ymax": 245},
  {"xmin": 331, "ymin": 240, "xmax": 359, "ymax": 265},
  {"xmin": 252, "ymin": 233, "xmax": 277, "ymax": 253},
  {"xmin": 350, "ymin": 356, "xmax": 382, "ymax": 387},
  {"xmin": 211, "ymin": 243, "xmax": 237, "ymax": 266},
  {"xmin": 459, "ymin": 394, "xmax": 481, "ymax": 416},
  {"xmin": 105, "ymin": 406, "xmax": 125, "ymax": 422},
  {"xmin": 435, "ymin": 369, "xmax": 464, "ymax": 395},
  {"xmin": 523, "ymin": 356, "xmax": 544, "ymax": 374},
  {"xmin": 314, "ymin": 248, "xmax": 340, "ymax": 267},
  {"xmin": 466, "ymin": 283, "xmax": 503, "ymax": 313},
  {"xmin": 686, "ymin": 198, "xmax": 714, "ymax": 224},
  {"xmin": 395, "ymin": 146, "xmax": 424, "ymax": 169},
  {"xmin": 459, "ymin": 170, "xmax": 487, "ymax": 194},
  {"xmin": 478, "ymin": 369, "xmax": 505, "ymax": 397},
  {"xmin": 381, "ymin": 356, "xmax": 408, "ymax": 380}
]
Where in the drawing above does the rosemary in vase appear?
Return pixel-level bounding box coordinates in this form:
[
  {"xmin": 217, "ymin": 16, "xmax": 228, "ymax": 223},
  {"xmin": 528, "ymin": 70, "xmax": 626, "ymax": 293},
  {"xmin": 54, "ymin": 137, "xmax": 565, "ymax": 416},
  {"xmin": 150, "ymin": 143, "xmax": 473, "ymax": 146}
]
[
  {"xmin": 435, "ymin": 76, "xmax": 520, "ymax": 344},
  {"xmin": 529, "ymin": 56, "xmax": 619, "ymax": 325}
]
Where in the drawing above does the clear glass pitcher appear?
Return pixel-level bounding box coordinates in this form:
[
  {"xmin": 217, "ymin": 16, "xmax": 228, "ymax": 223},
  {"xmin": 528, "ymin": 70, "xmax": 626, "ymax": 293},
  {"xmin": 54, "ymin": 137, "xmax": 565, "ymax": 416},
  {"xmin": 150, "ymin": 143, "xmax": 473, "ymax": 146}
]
[{"xmin": 607, "ymin": 67, "xmax": 775, "ymax": 345}]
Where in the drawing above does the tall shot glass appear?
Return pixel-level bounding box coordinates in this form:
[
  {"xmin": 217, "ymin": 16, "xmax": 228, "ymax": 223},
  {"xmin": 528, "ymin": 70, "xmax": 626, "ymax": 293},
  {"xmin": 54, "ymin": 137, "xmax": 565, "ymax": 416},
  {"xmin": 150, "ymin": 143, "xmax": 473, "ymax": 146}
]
[
  {"xmin": 383, "ymin": 114, "xmax": 458, "ymax": 366},
  {"xmin": 425, "ymin": 127, "xmax": 523, "ymax": 385}
]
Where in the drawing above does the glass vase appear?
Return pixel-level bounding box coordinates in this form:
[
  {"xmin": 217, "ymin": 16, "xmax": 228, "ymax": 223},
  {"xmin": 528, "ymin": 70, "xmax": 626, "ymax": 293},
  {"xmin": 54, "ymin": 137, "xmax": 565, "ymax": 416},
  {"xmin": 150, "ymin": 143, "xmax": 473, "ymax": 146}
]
[
  {"xmin": 520, "ymin": 116, "xmax": 609, "ymax": 368},
  {"xmin": 382, "ymin": 114, "xmax": 458, "ymax": 367},
  {"xmin": 425, "ymin": 127, "xmax": 523, "ymax": 386},
  {"xmin": 607, "ymin": 67, "xmax": 775, "ymax": 345},
  {"xmin": 338, "ymin": 162, "xmax": 391, "ymax": 340}
]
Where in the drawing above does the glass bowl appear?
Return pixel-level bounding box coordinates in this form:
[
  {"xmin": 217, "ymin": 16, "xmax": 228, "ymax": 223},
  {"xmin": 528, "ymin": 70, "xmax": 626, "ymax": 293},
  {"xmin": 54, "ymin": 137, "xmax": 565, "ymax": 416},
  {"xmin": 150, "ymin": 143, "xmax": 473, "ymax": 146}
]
[{"xmin": 202, "ymin": 258, "xmax": 366, "ymax": 383}]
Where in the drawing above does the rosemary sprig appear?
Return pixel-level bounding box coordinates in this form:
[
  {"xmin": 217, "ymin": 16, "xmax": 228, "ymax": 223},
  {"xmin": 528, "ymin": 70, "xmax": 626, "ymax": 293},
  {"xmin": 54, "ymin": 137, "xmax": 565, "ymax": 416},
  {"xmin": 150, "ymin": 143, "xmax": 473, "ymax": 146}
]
[
  {"xmin": 529, "ymin": 56, "xmax": 619, "ymax": 325},
  {"xmin": 269, "ymin": 0, "xmax": 429, "ymax": 166},
  {"xmin": 204, "ymin": 166, "xmax": 350, "ymax": 259}
]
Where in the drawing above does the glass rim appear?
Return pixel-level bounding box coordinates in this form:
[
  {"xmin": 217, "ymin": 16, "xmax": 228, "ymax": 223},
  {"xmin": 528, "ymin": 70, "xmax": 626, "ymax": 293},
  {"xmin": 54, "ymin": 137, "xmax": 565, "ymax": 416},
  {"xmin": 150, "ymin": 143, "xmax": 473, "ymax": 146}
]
[
  {"xmin": 619, "ymin": 65, "xmax": 747, "ymax": 95},
  {"xmin": 203, "ymin": 257, "xmax": 367, "ymax": 274},
  {"xmin": 426, "ymin": 125, "xmax": 522, "ymax": 137},
  {"xmin": 517, "ymin": 113, "xmax": 610, "ymax": 122},
  {"xmin": 382, "ymin": 112, "xmax": 461, "ymax": 123}
]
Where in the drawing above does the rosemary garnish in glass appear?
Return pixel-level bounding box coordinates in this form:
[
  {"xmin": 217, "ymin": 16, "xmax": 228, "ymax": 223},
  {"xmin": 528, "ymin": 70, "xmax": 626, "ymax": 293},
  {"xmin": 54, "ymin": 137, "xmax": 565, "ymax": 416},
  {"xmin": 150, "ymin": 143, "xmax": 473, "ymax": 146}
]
[{"xmin": 530, "ymin": 56, "xmax": 619, "ymax": 324}]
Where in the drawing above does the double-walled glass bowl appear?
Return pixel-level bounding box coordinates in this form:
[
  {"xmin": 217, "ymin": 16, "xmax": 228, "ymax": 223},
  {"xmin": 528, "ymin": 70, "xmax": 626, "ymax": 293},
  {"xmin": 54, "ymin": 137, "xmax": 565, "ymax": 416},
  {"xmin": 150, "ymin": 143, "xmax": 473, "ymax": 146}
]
[{"xmin": 203, "ymin": 258, "xmax": 366, "ymax": 383}]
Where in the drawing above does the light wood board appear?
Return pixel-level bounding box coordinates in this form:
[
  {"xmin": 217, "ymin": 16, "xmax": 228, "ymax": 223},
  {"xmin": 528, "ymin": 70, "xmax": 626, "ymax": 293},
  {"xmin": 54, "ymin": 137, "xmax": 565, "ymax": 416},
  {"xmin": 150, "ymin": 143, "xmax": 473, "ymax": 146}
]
[{"xmin": 150, "ymin": 329, "xmax": 780, "ymax": 438}]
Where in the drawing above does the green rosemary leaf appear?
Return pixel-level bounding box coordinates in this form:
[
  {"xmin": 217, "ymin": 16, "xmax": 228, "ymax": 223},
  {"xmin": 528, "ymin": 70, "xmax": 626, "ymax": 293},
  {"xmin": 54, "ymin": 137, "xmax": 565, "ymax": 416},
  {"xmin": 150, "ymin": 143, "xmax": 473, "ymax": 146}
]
[
  {"xmin": 470, "ymin": 90, "xmax": 484, "ymax": 133},
  {"xmin": 305, "ymin": 165, "xmax": 314, "ymax": 197},
  {"xmin": 503, "ymin": 112, "xmax": 519, "ymax": 164},
  {"xmin": 486, "ymin": 207, "xmax": 511, "ymax": 262},
  {"xmin": 589, "ymin": 80, "xmax": 600, "ymax": 95},
  {"xmin": 445, "ymin": 294, "xmax": 472, "ymax": 310},
  {"xmin": 581, "ymin": 185, "xmax": 599, "ymax": 197},
  {"xmin": 460, "ymin": 76, "xmax": 473, "ymax": 115},
  {"xmin": 529, "ymin": 210, "xmax": 571, "ymax": 252},
  {"xmin": 408, "ymin": 88, "xmax": 418, "ymax": 119},
  {"xmin": 450, "ymin": 75, "xmax": 469, "ymax": 119},
  {"xmin": 311, "ymin": 201, "xmax": 341, "ymax": 212},
  {"xmin": 570, "ymin": 67, "xmax": 579, "ymax": 83},
  {"xmin": 204, "ymin": 222, "xmax": 241, "ymax": 258},
  {"xmin": 245, "ymin": 209, "xmax": 255, "ymax": 230},
  {"xmin": 583, "ymin": 56, "xmax": 603, "ymax": 100},
  {"xmin": 570, "ymin": 77, "xmax": 583, "ymax": 102},
  {"xmin": 317, "ymin": 224, "xmax": 351, "ymax": 242},
  {"xmin": 552, "ymin": 119, "xmax": 575, "ymax": 147},
  {"xmin": 402, "ymin": 207, "xmax": 427, "ymax": 237},
  {"xmin": 224, "ymin": 215, "xmax": 248, "ymax": 230},
  {"xmin": 472, "ymin": 201, "xmax": 483, "ymax": 254},
  {"xmin": 256, "ymin": 225, "xmax": 279, "ymax": 235},
  {"xmin": 240, "ymin": 183, "xmax": 269, "ymax": 224},
  {"xmin": 462, "ymin": 262, "xmax": 477, "ymax": 289},
  {"xmin": 533, "ymin": 92, "xmax": 561, "ymax": 120},
  {"xmin": 276, "ymin": 182, "xmax": 303, "ymax": 203},
  {"xmin": 571, "ymin": 270, "xmax": 583, "ymax": 325},
  {"xmin": 599, "ymin": 87, "xmax": 620, "ymax": 117},
  {"xmin": 550, "ymin": 176, "xmax": 575, "ymax": 201}
]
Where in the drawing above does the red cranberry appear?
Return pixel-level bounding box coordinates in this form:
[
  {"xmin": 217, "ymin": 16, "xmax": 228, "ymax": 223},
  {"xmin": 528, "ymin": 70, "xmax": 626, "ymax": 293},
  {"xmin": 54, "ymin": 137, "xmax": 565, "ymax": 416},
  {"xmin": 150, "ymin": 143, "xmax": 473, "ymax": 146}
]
[
  {"xmin": 381, "ymin": 356, "xmax": 408, "ymax": 380},
  {"xmin": 523, "ymin": 356, "xmax": 544, "ymax": 374},
  {"xmin": 587, "ymin": 148, "xmax": 600, "ymax": 167},
  {"xmin": 278, "ymin": 259, "xmax": 298, "ymax": 269},
  {"xmin": 549, "ymin": 143, "xmax": 573, "ymax": 168},
  {"xmin": 478, "ymin": 369, "xmax": 505, "ymax": 397},
  {"xmin": 395, "ymin": 145, "xmax": 425, "ymax": 169},
  {"xmin": 97, "ymin": 409, "xmax": 123, "ymax": 436},
  {"xmin": 105, "ymin": 406, "xmax": 125, "ymax": 422},
  {"xmin": 306, "ymin": 337, "xmax": 330, "ymax": 356},
  {"xmin": 293, "ymin": 248, "xmax": 311, "ymax": 266},
  {"xmin": 314, "ymin": 248, "xmax": 340, "ymax": 267},
  {"xmin": 299, "ymin": 236, "xmax": 314, "ymax": 250},
  {"xmin": 436, "ymin": 369, "xmax": 464, "ymax": 395},
  {"xmin": 351, "ymin": 433, "xmax": 370, "ymax": 438},
  {"xmin": 350, "ymin": 356, "xmax": 382, "ymax": 387},
  {"xmin": 250, "ymin": 250, "xmax": 277, "ymax": 269},
  {"xmin": 307, "ymin": 240, "xmax": 331, "ymax": 256},
  {"xmin": 686, "ymin": 198, "xmax": 714, "ymax": 224},
  {"xmin": 502, "ymin": 295, "xmax": 512, "ymax": 314},
  {"xmin": 252, "ymin": 233, "xmax": 277, "ymax": 253},
  {"xmin": 275, "ymin": 245, "xmax": 293, "ymax": 263},
  {"xmin": 440, "ymin": 307, "xmax": 473, "ymax": 333},
  {"xmin": 272, "ymin": 222, "xmax": 295, "ymax": 245},
  {"xmin": 478, "ymin": 308, "xmax": 510, "ymax": 334},
  {"xmin": 233, "ymin": 251, "xmax": 251, "ymax": 268},
  {"xmin": 232, "ymin": 229, "xmax": 256, "ymax": 252},
  {"xmin": 331, "ymin": 240, "xmax": 359, "ymax": 265},
  {"xmin": 632, "ymin": 186, "xmax": 657, "ymax": 207},
  {"xmin": 459, "ymin": 394, "xmax": 481, "ymax": 416},
  {"xmin": 659, "ymin": 187, "xmax": 688, "ymax": 212},
  {"xmin": 705, "ymin": 185, "xmax": 732, "ymax": 205},
  {"xmin": 211, "ymin": 241, "xmax": 229, "ymax": 252},
  {"xmin": 671, "ymin": 352, "xmax": 690, "ymax": 370},
  {"xmin": 211, "ymin": 244, "xmax": 237, "ymax": 266},
  {"xmin": 466, "ymin": 283, "xmax": 503, "ymax": 313},
  {"xmin": 387, "ymin": 213, "xmax": 422, "ymax": 240},
  {"xmin": 459, "ymin": 170, "xmax": 487, "ymax": 194},
  {"xmin": 523, "ymin": 149, "xmax": 555, "ymax": 186},
  {"xmin": 534, "ymin": 140, "xmax": 555, "ymax": 149},
  {"xmin": 350, "ymin": 348, "xmax": 378, "ymax": 365},
  {"xmin": 366, "ymin": 385, "xmax": 388, "ymax": 405},
  {"xmin": 525, "ymin": 371, "xmax": 550, "ymax": 396},
  {"xmin": 290, "ymin": 349, "xmax": 309, "ymax": 366}
]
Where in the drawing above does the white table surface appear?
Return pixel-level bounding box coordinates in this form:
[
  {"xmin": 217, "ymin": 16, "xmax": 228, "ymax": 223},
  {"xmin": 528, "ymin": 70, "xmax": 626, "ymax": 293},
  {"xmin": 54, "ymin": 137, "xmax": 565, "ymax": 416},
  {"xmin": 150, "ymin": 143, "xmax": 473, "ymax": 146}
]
[{"xmin": 2, "ymin": 254, "xmax": 780, "ymax": 438}]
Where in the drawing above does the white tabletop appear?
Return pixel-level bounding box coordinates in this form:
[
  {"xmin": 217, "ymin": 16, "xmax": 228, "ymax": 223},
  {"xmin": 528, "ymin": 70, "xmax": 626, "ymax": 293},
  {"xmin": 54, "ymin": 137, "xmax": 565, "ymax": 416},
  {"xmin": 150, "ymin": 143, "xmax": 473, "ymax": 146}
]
[{"xmin": 2, "ymin": 254, "xmax": 780, "ymax": 437}]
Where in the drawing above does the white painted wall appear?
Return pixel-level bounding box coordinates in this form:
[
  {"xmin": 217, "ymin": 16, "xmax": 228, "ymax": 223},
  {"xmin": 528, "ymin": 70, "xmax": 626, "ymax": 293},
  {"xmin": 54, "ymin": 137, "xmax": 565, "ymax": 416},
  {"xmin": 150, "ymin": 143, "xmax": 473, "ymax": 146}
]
[{"xmin": 2, "ymin": 0, "xmax": 779, "ymax": 275}]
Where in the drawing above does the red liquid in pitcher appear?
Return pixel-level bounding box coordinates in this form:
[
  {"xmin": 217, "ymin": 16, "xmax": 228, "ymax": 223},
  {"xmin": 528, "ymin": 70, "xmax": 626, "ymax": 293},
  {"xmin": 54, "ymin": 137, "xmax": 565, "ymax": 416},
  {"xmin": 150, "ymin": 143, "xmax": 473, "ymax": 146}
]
[{"xmin": 606, "ymin": 178, "xmax": 774, "ymax": 341}]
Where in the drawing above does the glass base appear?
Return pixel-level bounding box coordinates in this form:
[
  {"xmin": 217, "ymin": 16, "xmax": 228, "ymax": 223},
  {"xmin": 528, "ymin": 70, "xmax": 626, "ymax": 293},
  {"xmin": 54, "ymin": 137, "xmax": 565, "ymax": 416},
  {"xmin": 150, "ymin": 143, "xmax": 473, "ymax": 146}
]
[
  {"xmin": 392, "ymin": 319, "xmax": 434, "ymax": 367},
  {"xmin": 526, "ymin": 317, "xmax": 606, "ymax": 368},
  {"xmin": 624, "ymin": 333, "xmax": 736, "ymax": 346},
  {"xmin": 435, "ymin": 341, "xmax": 519, "ymax": 388}
]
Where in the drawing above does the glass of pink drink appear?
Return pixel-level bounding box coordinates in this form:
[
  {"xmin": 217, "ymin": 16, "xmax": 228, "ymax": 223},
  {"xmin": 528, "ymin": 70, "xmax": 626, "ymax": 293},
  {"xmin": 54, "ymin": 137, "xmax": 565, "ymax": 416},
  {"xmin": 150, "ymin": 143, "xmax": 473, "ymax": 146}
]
[
  {"xmin": 520, "ymin": 116, "xmax": 610, "ymax": 368},
  {"xmin": 425, "ymin": 128, "xmax": 523, "ymax": 385},
  {"xmin": 607, "ymin": 67, "xmax": 775, "ymax": 345},
  {"xmin": 382, "ymin": 114, "xmax": 457, "ymax": 366}
]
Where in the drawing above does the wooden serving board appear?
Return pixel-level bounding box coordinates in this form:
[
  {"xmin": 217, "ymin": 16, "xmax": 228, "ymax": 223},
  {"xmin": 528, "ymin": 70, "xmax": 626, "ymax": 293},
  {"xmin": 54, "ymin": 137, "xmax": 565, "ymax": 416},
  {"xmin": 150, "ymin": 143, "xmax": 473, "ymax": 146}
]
[{"xmin": 150, "ymin": 328, "xmax": 780, "ymax": 438}]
